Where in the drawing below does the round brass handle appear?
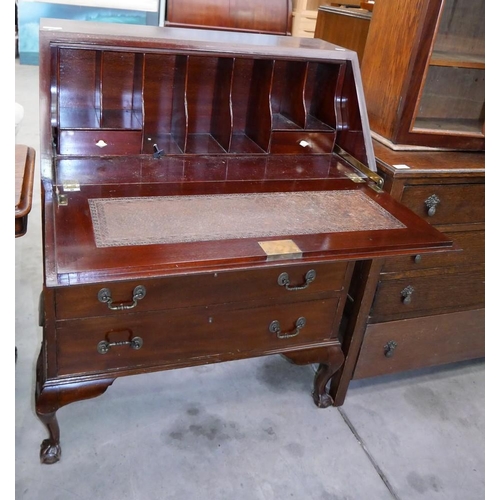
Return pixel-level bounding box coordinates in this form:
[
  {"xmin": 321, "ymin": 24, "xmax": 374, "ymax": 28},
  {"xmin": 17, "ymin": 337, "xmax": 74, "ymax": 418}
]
[
  {"xmin": 384, "ymin": 340, "xmax": 398, "ymax": 358},
  {"xmin": 424, "ymin": 194, "xmax": 440, "ymax": 217},
  {"xmin": 98, "ymin": 285, "xmax": 146, "ymax": 311},
  {"xmin": 97, "ymin": 336, "xmax": 143, "ymax": 354},
  {"xmin": 269, "ymin": 317, "xmax": 306, "ymax": 339},
  {"xmin": 400, "ymin": 285, "xmax": 414, "ymax": 305},
  {"xmin": 277, "ymin": 270, "xmax": 316, "ymax": 291}
]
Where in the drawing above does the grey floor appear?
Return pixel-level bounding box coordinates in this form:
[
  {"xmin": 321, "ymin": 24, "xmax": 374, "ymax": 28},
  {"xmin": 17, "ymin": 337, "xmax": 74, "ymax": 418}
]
[{"xmin": 15, "ymin": 59, "xmax": 485, "ymax": 500}]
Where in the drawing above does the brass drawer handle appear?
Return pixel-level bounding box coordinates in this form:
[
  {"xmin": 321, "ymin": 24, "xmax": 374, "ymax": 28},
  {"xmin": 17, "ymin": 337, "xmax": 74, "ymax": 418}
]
[
  {"xmin": 424, "ymin": 194, "xmax": 440, "ymax": 216},
  {"xmin": 97, "ymin": 336, "xmax": 143, "ymax": 354},
  {"xmin": 98, "ymin": 285, "xmax": 146, "ymax": 311},
  {"xmin": 269, "ymin": 317, "xmax": 306, "ymax": 339},
  {"xmin": 277, "ymin": 270, "xmax": 316, "ymax": 291},
  {"xmin": 384, "ymin": 340, "xmax": 398, "ymax": 358},
  {"xmin": 400, "ymin": 285, "xmax": 415, "ymax": 305}
]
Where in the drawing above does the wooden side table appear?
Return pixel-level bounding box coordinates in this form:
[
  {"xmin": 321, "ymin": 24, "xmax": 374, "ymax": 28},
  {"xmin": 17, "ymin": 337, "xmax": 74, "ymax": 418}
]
[{"xmin": 15, "ymin": 144, "xmax": 36, "ymax": 238}]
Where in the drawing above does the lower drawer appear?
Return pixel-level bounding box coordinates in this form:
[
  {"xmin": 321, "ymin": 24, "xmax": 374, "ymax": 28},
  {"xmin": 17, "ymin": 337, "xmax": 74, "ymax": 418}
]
[
  {"xmin": 381, "ymin": 230, "xmax": 485, "ymax": 274},
  {"xmin": 353, "ymin": 308, "xmax": 485, "ymax": 379},
  {"xmin": 369, "ymin": 270, "xmax": 485, "ymax": 322},
  {"xmin": 55, "ymin": 297, "xmax": 341, "ymax": 376},
  {"xmin": 54, "ymin": 261, "xmax": 349, "ymax": 320}
]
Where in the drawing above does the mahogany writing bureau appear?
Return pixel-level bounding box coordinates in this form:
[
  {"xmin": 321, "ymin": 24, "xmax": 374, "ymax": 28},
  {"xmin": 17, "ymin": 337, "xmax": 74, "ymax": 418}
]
[{"xmin": 36, "ymin": 19, "xmax": 452, "ymax": 464}]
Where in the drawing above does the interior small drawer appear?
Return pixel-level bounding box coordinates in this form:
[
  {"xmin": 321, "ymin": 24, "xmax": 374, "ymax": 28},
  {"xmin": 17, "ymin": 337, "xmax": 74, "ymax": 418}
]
[
  {"xmin": 58, "ymin": 130, "xmax": 142, "ymax": 156},
  {"xmin": 369, "ymin": 270, "xmax": 485, "ymax": 323},
  {"xmin": 54, "ymin": 261, "xmax": 350, "ymax": 320},
  {"xmin": 353, "ymin": 308, "xmax": 485, "ymax": 379},
  {"xmin": 381, "ymin": 230, "xmax": 485, "ymax": 275},
  {"xmin": 55, "ymin": 297, "xmax": 341, "ymax": 376},
  {"xmin": 400, "ymin": 183, "xmax": 484, "ymax": 226},
  {"xmin": 269, "ymin": 131, "xmax": 335, "ymax": 154}
]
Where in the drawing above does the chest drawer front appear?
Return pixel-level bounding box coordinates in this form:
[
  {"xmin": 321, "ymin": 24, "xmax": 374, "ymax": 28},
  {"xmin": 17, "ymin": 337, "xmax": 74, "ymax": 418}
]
[
  {"xmin": 353, "ymin": 308, "xmax": 485, "ymax": 380},
  {"xmin": 400, "ymin": 183, "xmax": 484, "ymax": 226},
  {"xmin": 55, "ymin": 297, "xmax": 341, "ymax": 376},
  {"xmin": 370, "ymin": 271, "xmax": 485, "ymax": 323},
  {"xmin": 59, "ymin": 130, "xmax": 142, "ymax": 156},
  {"xmin": 54, "ymin": 261, "xmax": 349, "ymax": 320},
  {"xmin": 381, "ymin": 230, "xmax": 485, "ymax": 274}
]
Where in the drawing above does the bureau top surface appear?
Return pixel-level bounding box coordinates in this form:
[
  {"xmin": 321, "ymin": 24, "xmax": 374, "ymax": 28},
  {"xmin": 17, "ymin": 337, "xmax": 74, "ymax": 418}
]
[{"xmin": 39, "ymin": 18, "xmax": 355, "ymax": 59}]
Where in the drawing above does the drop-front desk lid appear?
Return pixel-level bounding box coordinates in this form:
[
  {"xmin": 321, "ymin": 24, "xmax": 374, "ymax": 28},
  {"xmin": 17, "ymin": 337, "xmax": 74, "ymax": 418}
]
[
  {"xmin": 46, "ymin": 154, "xmax": 452, "ymax": 286},
  {"xmin": 38, "ymin": 20, "xmax": 453, "ymax": 286}
]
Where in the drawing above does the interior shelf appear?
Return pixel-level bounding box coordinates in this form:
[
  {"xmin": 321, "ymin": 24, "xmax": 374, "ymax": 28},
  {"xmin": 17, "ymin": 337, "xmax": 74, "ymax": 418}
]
[{"xmin": 54, "ymin": 46, "xmax": 368, "ymax": 160}]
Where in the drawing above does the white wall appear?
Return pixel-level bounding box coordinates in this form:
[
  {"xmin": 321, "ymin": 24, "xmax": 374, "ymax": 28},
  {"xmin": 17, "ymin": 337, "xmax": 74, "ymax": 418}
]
[{"xmin": 20, "ymin": 0, "xmax": 160, "ymax": 13}]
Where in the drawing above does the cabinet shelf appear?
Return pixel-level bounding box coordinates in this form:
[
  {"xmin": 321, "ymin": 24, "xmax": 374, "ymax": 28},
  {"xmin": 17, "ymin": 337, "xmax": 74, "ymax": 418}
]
[
  {"xmin": 430, "ymin": 51, "xmax": 485, "ymax": 69},
  {"xmin": 412, "ymin": 117, "xmax": 484, "ymax": 136}
]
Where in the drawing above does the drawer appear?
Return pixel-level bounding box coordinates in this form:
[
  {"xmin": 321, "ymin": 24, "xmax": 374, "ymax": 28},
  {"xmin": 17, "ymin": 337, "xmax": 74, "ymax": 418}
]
[
  {"xmin": 369, "ymin": 270, "xmax": 484, "ymax": 323},
  {"xmin": 381, "ymin": 230, "xmax": 485, "ymax": 274},
  {"xmin": 400, "ymin": 183, "xmax": 484, "ymax": 226},
  {"xmin": 59, "ymin": 130, "xmax": 142, "ymax": 156},
  {"xmin": 353, "ymin": 308, "xmax": 485, "ymax": 379},
  {"xmin": 54, "ymin": 261, "xmax": 350, "ymax": 320},
  {"xmin": 292, "ymin": 11, "xmax": 318, "ymax": 37},
  {"xmin": 55, "ymin": 297, "xmax": 341, "ymax": 376},
  {"xmin": 270, "ymin": 131, "xmax": 335, "ymax": 154}
]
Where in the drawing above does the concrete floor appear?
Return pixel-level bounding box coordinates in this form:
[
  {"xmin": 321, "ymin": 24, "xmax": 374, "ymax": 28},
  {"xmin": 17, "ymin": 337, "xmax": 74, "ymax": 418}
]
[{"xmin": 15, "ymin": 59, "xmax": 485, "ymax": 500}]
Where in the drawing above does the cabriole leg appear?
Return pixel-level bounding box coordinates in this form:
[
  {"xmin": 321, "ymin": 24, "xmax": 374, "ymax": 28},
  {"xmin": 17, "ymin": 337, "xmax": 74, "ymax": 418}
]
[
  {"xmin": 282, "ymin": 344, "xmax": 345, "ymax": 408},
  {"xmin": 35, "ymin": 352, "xmax": 115, "ymax": 464}
]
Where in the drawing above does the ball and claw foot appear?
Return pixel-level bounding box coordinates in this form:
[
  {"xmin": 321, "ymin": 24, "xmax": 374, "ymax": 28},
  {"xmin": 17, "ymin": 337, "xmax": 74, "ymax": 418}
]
[
  {"xmin": 313, "ymin": 391, "xmax": 334, "ymax": 408},
  {"xmin": 40, "ymin": 439, "xmax": 61, "ymax": 464}
]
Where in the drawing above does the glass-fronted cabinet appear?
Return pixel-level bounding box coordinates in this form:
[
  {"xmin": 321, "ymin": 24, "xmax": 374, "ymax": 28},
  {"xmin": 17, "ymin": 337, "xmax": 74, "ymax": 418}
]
[{"xmin": 361, "ymin": 0, "xmax": 485, "ymax": 151}]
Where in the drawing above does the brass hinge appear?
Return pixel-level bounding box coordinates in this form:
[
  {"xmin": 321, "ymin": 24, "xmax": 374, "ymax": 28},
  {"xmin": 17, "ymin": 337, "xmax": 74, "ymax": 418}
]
[
  {"xmin": 56, "ymin": 181, "xmax": 80, "ymax": 206},
  {"xmin": 345, "ymin": 172, "xmax": 365, "ymax": 183},
  {"xmin": 56, "ymin": 187, "xmax": 68, "ymax": 206},
  {"xmin": 62, "ymin": 181, "xmax": 81, "ymax": 192}
]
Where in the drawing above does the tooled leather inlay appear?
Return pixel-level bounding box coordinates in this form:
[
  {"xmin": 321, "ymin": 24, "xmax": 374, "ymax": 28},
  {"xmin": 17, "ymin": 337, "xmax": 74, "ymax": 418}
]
[{"xmin": 88, "ymin": 190, "xmax": 406, "ymax": 248}]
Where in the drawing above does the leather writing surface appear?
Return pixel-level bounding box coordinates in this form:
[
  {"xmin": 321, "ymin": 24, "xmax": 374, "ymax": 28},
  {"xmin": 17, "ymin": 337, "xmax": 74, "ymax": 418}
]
[{"xmin": 89, "ymin": 190, "xmax": 405, "ymax": 248}]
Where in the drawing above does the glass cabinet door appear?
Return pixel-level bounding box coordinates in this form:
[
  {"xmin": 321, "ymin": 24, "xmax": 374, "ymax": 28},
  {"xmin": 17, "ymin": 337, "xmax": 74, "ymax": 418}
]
[{"xmin": 411, "ymin": 0, "xmax": 485, "ymax": 138}]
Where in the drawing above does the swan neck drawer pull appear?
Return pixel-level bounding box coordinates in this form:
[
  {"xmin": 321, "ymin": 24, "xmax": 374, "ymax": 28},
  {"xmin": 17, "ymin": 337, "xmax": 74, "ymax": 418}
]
[
  {"xmin": 400, "ymin": 285, "xmax": 415, "ymax": 305},
  {"xmin": 98, "ymin": 285, "xmax": 146, "ymax": 311},
  {"xmin": 384, "ymin": 340, "xmax": 398, "ymax": 358},
  {"xmin": 424, "ymin": 194, "xmax": 440, "ymax": 216},
  {"xmin": 97, "ymin": 336, "xmax": 143, "ymax": 354},
  {"xmin": 269, "ymin": 317, "xmax": 306, "ymax": 339},
  {"xmin": 277, "ymin": 269, "xmax": 316, "ymax": 291}
]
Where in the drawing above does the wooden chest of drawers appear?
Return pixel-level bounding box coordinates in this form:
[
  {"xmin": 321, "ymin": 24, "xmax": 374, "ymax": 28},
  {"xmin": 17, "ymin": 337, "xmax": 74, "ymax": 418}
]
[
  {"xmin": 329, "ymin": 141, "xmax": 485, "ymax": 403},
  {"xmin": 35, "ymin": 20, "xmax": 452, "ymax": 464}
]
